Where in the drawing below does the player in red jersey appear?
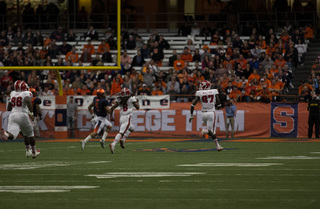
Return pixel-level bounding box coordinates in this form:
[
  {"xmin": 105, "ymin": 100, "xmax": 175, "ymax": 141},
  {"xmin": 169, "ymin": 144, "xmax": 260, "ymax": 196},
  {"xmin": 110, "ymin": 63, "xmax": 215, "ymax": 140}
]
[
  {"xmin": 108, "ymin": 88, "xmax": 140, "ymax": 154},
  {"xmin": 189, "ymin": 80, "xmax": 224, "ymax": 151},
  {"xmin": 0, "ymin": 80, "xmax": 40, "ymax": 158}
]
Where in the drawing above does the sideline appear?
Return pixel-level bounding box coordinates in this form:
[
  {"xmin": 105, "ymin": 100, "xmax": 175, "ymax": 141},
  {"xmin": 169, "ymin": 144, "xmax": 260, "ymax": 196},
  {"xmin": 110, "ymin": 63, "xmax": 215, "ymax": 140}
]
[{"xmin": 37, "ymin": 138, "xmax": 320, "ymax": 143}]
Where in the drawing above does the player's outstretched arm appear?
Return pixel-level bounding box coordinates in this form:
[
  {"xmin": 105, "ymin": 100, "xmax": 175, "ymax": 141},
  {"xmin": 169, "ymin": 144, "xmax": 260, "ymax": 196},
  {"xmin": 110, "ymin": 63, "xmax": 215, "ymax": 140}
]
[
  {"xmin": 109, "ymin": 102, "xmax": 119, "ymax": 115},
  {"xmin": 36, "ymin": 104, "xmax": 42, "ymax": 120},
  {"xmin": 24, "ymin": 97, "xmax": 34, "ymax": 120},
  {"xmin": 215, "ymin": 95, "xmax": 221, "ymax": 110},
  {"xmin": 189, "ymin": 96, "xmax": 200, "ymax": 123},
  {"xmin": 134, "ymin": 101, "xmax": 140, "ymax": 110},
  {"xmin": 7, "ymin": 101, "xmax": 12, "ymax": 111},
  {"xmin": 88, "ymin": 102, "xmax": 94, "ymax": 117}
]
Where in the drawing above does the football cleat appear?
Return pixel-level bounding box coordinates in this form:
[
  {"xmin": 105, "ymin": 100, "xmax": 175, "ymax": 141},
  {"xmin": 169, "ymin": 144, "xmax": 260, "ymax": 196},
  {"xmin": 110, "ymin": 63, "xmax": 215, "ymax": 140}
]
[
  {"xmin": 109, "ymin": 143, "xmax": 114, "ymax": 154},
  {"xmin": 26, "ymin": 149, "xmax": 32, "ymax": 158},
  {"xmin": 0, "ymin": 128, "xmax": 8, "ymax": 141},
  {"xmin": 217, "ymin": 146, "xmax": 224, "ymax": 152},
  {"xmin": 100, "ymin": 140, "xmax": 105, "ymax": 149},
  {"xmin": 32, "ymin": 150, "xmax": 41, "ymax": 159},
  {"xmin": 120, "ymin": 140, "xmax": 125, "ymax": 149},
  {"xmin": 81, "ymin": 140, "xmax": 85, "ymax": 151}
]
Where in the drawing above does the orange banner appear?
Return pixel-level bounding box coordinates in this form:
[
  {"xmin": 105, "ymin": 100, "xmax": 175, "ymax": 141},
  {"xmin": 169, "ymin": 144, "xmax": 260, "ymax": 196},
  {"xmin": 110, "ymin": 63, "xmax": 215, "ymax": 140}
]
[{"xmin": 0, "ymin": 102, "xmax": 310, "ymax": 139}]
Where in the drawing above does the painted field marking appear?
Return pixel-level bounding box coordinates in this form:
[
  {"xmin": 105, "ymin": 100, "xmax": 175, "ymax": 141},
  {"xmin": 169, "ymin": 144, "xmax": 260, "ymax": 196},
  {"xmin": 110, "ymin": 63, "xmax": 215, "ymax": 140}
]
[
  {"xmin": 0, "ymin": 161, "xmax": 111, "ymax": 170},
  {"xmin": 0, "ymin": 186, "xmax": 99, "ymax": 193},
  {"xmin": 177, "ymin": 163, "xmax": 282, "ymax": 167},
  {"xmin": 87, "ymin": 161, "xmax": 111, "ymax": 164},
  {"xmin": 87, "ymin": 172, "xmax": 205, "ymax": 179},
  {"xmin": 257, "ymin": 156, "xmax": 320, "ymax": 160},
  {"xmin": 310, "ymin": 152, "xmax": 320, "ymax": 154}
]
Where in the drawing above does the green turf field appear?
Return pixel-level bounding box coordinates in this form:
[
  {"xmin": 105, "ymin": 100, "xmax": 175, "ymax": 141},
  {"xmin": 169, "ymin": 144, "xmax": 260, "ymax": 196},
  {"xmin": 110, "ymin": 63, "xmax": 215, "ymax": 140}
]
[{"xmin": 0, "ymin": 140, "xmax": 320, "ymax": 209}]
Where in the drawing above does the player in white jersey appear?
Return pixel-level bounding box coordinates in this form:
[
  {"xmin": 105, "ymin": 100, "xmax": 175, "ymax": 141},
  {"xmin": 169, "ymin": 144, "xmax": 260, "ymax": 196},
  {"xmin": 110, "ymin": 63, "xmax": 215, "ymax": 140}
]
[
  {"xmin": 0, "ymin": 80, "xmax": 40, "ymax": 158},
  {"xmin": 108, "ymin": 88, "xmax": 140, "ymax": 154},
  {"xmin": 189, "ymin": 80, "xmax": 224, "ymax": 151}
]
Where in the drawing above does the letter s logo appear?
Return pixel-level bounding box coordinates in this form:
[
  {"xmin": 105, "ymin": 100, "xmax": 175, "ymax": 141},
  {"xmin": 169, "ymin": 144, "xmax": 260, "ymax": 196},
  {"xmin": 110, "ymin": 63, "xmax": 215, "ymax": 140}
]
[{"xmin": 273, "ymin": 106, "xmax": 294, "ymax": 134}]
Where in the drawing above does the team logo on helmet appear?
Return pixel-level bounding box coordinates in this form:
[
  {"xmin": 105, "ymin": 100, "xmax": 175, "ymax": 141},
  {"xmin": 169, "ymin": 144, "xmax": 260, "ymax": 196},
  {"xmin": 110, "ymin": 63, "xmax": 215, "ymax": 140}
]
[
  {"xmin": 120, "ymin": 88, "xmax": 131, "ymax": 96},
  {"xmin": 14, "ymin": 80, "xmax": 29, "ymax": 92},
  {"xmin": 199, "ymin": 81, "xmax": 211, "ymax": 90}
]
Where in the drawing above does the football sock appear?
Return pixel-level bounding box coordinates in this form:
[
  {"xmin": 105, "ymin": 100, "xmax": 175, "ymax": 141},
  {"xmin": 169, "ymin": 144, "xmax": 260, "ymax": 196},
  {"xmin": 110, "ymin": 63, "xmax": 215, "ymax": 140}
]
[
  {"xmin": 31, "ymin": 146, "xmax": 36, "ymax": 153},
  {"xmin": 112, "ymin": 134, "xmax": 121, "ymax": 146},
  {"xmin": 213, "ymin": 139, "xmax": 220, "ymax": 147},
  {"xmin": 102, "ymin": 132, "xmax": 108, "ymax": 141},
  {"xmin": 25, "ymin": 145, "xmax": 31, "ymax": 151},
  {"xmin": 84, "ymin": 135, "xmax": 92, "ymax": 143},
  {"xmin": 122, "ymin": 132, "xmax": 130, "ymax": 142}
]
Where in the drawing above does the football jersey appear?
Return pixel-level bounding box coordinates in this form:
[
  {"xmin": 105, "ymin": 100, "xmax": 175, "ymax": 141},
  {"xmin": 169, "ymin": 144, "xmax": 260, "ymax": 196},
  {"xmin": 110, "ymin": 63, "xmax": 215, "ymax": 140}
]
[
  {"xmin": 195, "ymin": 89, "xmax": 219, "ymax": 112},
  {"xmin": 117, "ymin": 96, "xmax": 138, "ymax": 116},
  {"xmin": 10, "ymin": 90, "xmax": 33, "ymax": 113},
  {"xmin": 93, "ymin": 97, "xmax": 109, "ymax": 117},
  {"xmin": 32, "ymin": 97, "xmax": 42, "ymax": 117}
]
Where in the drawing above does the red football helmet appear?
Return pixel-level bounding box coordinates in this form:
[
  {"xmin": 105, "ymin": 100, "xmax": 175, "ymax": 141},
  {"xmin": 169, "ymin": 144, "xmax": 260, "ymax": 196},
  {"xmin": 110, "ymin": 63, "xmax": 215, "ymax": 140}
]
[
  {"xmin": 120, "ymin": 88, "xmax": 131, "ymax": 97},
  {"xmin": 14, "ymin": 80, "xmax": 29, "ymax": 92},
  {"xmin": 199, "ymin": 80, "xmax": 211, "ymax": 90}
]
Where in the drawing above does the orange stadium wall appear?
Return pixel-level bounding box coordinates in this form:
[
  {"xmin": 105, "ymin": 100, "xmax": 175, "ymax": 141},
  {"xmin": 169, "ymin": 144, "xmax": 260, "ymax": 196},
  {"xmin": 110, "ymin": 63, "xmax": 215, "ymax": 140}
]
[{"xmin": 0, "ymin": 100, "xmax": 309, "ymax": 139}]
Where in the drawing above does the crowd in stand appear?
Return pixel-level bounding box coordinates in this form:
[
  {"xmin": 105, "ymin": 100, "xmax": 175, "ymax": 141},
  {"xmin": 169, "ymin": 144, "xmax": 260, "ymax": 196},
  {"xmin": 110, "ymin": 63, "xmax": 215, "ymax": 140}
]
[{"xmin": 0, "ymin": 21, "xmax": 316, "ymax": 104}]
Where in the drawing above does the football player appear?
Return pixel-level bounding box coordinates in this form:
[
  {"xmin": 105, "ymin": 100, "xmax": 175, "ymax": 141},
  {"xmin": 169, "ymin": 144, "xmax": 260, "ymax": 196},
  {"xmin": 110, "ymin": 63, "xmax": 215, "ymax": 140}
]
[
  {"xmin": 0, "ymin": 80, "xmax": 40, "ymax": 158},
  {"xmin": 81, "ymin": 89, "xmax": 112, "ymax": 150},
  {"xmin": 189, "ymin": 80, "xmax": 224, "ymax": 151},
  {"xmin": 108, "ymin": 88, "xmax": 140, "ymax": 154},
  {"xmin": 30, "ymin": 88, "xmax": 42, "ymax": 138}
]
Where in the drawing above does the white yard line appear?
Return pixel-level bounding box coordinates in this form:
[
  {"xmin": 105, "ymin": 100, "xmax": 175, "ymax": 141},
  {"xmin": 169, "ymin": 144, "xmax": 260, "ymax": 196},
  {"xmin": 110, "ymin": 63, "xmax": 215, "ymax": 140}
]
[{"xmin": 177, "ymin": 163, "xmax": 283, "ymax": 167}]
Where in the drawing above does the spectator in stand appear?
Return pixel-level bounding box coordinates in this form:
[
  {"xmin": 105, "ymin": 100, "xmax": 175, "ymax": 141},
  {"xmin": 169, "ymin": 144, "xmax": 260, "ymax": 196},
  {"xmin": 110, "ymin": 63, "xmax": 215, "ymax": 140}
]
[
  {"xmin": 65, "ymin": 46, "xmax": 79, "ymax": 63},
  {"xmin": 232, "ymin": 36, "xmax": 243, "ymax": 50},
  {"xmin": 191, "ymin": 22, "xmax": 200, "ymax": 38},
  {"xmin": 0, "ymin": 71, "xmax": 13, "ymax": 89},
  {"xmin": 83, "ymin": 38, "xmax": 95, "ymax": 55},
  {"xmin": 77, "ymin": 84, "xmax": 91, "ymax": 95},
  {"xmin": 304, "ymin": 24, "xmax": 314, "ymax": 40},
  {"xmin": 173, "ymin": 55, "xmax": 184, "ymax": 71},
  {"xmin": 101, "ymin": 47, "xmax": 113, "ymax": 63},
  {"xmin": 295, "ymin": 39, "xmax": 307, "ymax": 66},
  {"xmin": 248, "ymin": 69, "xmax": 261, "ymax": 83},
  {"xmin": 151, "ymin": 30, "xmax": 160, "ymax": 42},
  {"xmin": 236, "ymin": 54, "xmax": 248, "ymax": 71},
  {"xmin": 151, "ymin": 41, "xmax": 164, "ymax": 66},
  {"xmin": 193, "ymin": 49, "xmax": 201, "ymax": 62},
  {"xmin": 110, "ymin": 76, "xmax": 122, "ymax": 95},
  {"xmin": 85, "ymin": 25, "xmax": 98, "ymax": 41},
  {"xmin": 169, "ymin": 50, "xmax": 177, "ymax": 66},
  {"xmin": 120, "ymin": 50, "xmax": 132, "ymax": 66},
  {"xmin": 151, "ymin": 84, "xmax": 164, "ymax": 95},
  {"xmin": 177, "ymin": 85, "xmax": 188, "ymax": 102},
  {"xmin": 67, "ymin": 29, "xmax": 76, "ymax": 41},
  {"xmin": 132, "ymin": 49, "xmax": 145, "ymax": 67},
  {"xmin": 200, "ymin": 22, "xmax": 212, "ymax": 38},
  {"xmin": 141, "ymin": 66, "xmax": 154, "ymax": 90},
  {"xmin": 166, "ymin": 76, "xmax": 180, "ymax": 93},
  {"xmin": 138, "ymin": 83, "xmax": 151, "ymax": 95},
  {"xmin": 268, "ymin": 79, "xmax": 281, "ymax": 101},
  {"xmin": 210, "ymin": 31, "xmax": 221, "ymax": 45},
  {"xmin": 255, "ymin": 80, "xmax": 270, "ymax": 103},
  {"xmin": 135, "ymin": 35, "xmax": 144, "ymax": 50},
  {"xmin": 201, "ymin": 45, "xmax": 212, "ymax": 61},
  {"xmin": 98, "ymin": 40, "xmax": 110, "ymax": 54},
  {"xmin": 292, "ymin": 28, "xmax": 304, "ymax": 44},
  {"xmin": 158, "ymin": 35, "xmax": 170, "ymax": 50},
  {"xmin": 178, "ymin": 22, "xmax": 191, "ymax": 36},
  {"xmin": 223, "ymin": 55, "xmax": 235, "ymax": 72},
  {"xmin": 186, "ymin": 39, "xmax": 196, "ymax": 52},
  {"xmin": 79, "ymin": 47, "xmax": 92, "ymax": 63},
  {"xmin": 299, "ymin": 85, "xmax": 312, "ymax": 102},
  {"xmin": 50, "ymin": 26, "xmax": 64, "ymax": 42},
  {"xmin": 0, "ymin": 30, "xmax": 8, "ymax": 46},
  {"xmin": 41, "ymin": 86, "xmax": 53, "ymax": 96},
  {"xmin": 59, "ymin": 40, "xmax": 72, "ymax": 55},
  {"xmin": 229, "ymin": 85, "xmax": 241, "ymax": 102},
  {"xmin": 141, "ymin": 43, "xmax": 150, "ymax": 59},
  {"xmin": 274, "ymin": 55, "xmax": 286, "ymax": 68},
  {"xmin": 126, "ymin": 35, "xmax": 136, "ymax": 50},
  {"xmin": 181, "ymin": 47, "xmax": 193, "ymax": 62}
]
